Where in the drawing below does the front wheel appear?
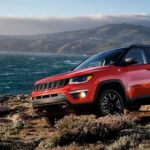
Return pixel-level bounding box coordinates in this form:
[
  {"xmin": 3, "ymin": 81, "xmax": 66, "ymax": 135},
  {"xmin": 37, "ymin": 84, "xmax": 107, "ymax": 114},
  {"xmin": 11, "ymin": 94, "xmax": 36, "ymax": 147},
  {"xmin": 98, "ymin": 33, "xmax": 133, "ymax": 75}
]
[{"xmin": 96, "ymin": 89, "xmax": 124, "ymax": 116}]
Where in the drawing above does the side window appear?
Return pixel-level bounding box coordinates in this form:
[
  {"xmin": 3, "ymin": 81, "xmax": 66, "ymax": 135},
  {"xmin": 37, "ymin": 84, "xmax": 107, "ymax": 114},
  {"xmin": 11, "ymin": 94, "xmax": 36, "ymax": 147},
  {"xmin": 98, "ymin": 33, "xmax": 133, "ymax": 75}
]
[{"xmin": 124, "ymin": 48, "xmax": 148, "ymax": 65}]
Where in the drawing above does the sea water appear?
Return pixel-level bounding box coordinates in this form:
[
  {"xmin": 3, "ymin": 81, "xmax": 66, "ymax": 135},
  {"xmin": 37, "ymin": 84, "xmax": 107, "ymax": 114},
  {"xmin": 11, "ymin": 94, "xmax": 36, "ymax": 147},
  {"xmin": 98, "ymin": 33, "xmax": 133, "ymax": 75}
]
[{"xmin": 0, "ymin": 53, "xmax": 86, "ymax": 95}]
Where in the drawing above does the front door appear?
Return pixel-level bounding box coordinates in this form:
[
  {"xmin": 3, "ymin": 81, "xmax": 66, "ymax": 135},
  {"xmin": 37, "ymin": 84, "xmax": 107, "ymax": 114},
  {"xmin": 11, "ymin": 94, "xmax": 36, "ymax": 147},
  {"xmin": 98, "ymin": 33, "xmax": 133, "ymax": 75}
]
[{"xmin": 124, "ymin": 47, "xmax": 150, "ymax": 102}]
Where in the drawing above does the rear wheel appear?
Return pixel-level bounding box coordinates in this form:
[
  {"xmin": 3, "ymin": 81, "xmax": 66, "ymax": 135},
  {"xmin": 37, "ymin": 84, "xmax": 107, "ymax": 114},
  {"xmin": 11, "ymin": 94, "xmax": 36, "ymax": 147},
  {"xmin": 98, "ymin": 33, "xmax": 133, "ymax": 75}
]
[
  {"xmin": 126, "ymin": 105, "xmax": 141, "ymax": 111},
  {"xmin": 96, "ymin": 89, "xmax": 124, "ymax": 116}
]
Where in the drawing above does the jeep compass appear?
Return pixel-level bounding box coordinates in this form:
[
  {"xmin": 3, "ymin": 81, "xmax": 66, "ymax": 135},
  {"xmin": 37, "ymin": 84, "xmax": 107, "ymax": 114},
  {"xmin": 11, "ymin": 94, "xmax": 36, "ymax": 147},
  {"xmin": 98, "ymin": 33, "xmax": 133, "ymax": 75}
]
[{"xmin": 31, "ymin": 45, "xmax": 150, "ymax": 125}]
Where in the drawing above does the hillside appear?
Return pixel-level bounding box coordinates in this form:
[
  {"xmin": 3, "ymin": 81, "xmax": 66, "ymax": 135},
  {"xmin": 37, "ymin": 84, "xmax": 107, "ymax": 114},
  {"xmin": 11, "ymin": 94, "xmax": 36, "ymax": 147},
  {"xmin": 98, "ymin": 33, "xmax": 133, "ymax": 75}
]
[{"xmin": 0, "ymin": 23, "xmax": 150, "ymax": 54}]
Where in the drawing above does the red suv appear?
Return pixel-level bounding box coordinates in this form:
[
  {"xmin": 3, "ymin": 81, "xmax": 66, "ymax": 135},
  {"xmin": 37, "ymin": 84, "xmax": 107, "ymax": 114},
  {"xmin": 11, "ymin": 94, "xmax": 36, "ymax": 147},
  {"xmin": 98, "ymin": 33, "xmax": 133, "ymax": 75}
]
[{"xmin": 31, "ymin": 45, "xmax": 150, "ymax": 125}]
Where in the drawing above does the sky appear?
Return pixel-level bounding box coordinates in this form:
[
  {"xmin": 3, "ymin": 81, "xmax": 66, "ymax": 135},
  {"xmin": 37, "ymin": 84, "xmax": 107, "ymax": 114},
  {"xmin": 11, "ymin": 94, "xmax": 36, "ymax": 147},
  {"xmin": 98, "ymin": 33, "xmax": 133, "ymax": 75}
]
[
  {"xmin": 0, "ymin": 0, "xmax": 149, "ymax": 16},
  {"xmin": 0, "ymin": 0, "xmax": 149, "ymax": 35}
]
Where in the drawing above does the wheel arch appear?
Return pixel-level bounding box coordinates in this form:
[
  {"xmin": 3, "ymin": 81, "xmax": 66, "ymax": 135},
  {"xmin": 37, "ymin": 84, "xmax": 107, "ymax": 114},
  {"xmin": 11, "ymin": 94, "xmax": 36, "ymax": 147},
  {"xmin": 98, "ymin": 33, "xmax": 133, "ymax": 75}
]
[{"xmin": 94, "ymin": 80, "xmax": 128, "ymax": 107}]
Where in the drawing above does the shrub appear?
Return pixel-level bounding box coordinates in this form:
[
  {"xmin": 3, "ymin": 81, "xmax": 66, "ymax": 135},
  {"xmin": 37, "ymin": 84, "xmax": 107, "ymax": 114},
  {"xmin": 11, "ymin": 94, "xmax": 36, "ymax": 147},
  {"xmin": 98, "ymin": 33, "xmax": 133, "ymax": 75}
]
[
  {"xmin": 38, "ymin": 114, "xmax": 138, "ymax": 148},
  {"xmin": 105, "ymin": 127, "xmax": 150, "ymax": 150}
]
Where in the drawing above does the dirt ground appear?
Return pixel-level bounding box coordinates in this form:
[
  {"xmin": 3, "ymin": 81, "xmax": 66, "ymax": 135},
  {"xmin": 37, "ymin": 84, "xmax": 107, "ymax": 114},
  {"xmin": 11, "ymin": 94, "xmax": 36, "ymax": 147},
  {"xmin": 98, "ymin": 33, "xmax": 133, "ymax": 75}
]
[{"xmin": 0, "ymin": 95, "xmax": 149, "ymax": 150}]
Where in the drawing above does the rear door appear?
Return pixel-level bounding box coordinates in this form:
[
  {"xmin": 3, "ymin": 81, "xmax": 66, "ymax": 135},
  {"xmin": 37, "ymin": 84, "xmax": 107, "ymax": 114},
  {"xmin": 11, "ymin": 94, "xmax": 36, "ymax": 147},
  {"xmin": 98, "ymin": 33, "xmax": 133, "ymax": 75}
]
[{"xmin": 124, "ymin": 47, "xmax": 150, "ymax": 101}]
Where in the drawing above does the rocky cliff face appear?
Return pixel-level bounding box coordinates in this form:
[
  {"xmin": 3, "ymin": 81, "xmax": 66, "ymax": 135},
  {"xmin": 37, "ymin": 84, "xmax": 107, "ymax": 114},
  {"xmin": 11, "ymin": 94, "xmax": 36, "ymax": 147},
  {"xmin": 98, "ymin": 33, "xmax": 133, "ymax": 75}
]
[
  {"xmin": 0, "ymin": 95, "xmax": 150, "ymax": 150},
  {"xmin": 0, "ymin": 23, "xmax": 150, "ymax": 55}
]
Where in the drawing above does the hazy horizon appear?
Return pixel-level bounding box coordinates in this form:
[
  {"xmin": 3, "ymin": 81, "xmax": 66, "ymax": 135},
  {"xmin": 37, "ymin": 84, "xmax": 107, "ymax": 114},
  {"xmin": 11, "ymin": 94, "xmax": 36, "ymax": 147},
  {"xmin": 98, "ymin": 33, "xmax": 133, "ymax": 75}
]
[{"xmin": 0, "ymin": 14, "xmax": 149, "ymax": 36}]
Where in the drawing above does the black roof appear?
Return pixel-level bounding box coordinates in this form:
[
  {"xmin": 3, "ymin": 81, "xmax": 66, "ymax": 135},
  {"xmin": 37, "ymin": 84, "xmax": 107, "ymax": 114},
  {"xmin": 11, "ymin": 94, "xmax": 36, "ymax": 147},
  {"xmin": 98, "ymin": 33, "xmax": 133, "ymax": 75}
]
[
  {"xmin": 96, "ymin": 44, "xmax": 150, "ymax": 55},
  {"xmin": 129, "ymin": 44, "xmax": 150, "ymax": 48}
]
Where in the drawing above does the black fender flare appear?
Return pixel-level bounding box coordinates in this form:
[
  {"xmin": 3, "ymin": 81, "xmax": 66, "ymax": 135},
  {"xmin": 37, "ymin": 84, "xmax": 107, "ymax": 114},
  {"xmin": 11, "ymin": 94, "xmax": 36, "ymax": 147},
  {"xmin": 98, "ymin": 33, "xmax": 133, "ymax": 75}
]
[{"xmin": 94, "ymin": 79, "xmax": 128, "ymax": 106}]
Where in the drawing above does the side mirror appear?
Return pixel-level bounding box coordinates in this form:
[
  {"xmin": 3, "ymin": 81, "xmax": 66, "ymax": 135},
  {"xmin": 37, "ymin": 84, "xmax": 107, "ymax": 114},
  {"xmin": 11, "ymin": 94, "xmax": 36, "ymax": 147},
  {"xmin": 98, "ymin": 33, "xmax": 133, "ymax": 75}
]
[{"xmin": 122, "ymin": 57, "xmax": 138, "ymax": 66}]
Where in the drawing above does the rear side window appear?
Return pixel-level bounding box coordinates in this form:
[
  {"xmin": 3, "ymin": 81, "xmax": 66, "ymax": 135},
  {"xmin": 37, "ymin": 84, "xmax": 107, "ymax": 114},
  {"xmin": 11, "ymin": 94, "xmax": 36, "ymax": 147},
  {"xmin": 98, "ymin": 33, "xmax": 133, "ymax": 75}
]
[{"xmin": 124, "ymin": 48, "xmax": 148, "ymax": 65}]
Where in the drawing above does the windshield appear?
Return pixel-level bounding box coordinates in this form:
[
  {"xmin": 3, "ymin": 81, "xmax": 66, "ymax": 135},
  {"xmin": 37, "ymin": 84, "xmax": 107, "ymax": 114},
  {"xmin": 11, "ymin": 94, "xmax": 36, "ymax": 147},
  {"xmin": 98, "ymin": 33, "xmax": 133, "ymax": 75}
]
[{"xmin": 74, "ymin": 48, "xmax": 125, "ymax": 71}]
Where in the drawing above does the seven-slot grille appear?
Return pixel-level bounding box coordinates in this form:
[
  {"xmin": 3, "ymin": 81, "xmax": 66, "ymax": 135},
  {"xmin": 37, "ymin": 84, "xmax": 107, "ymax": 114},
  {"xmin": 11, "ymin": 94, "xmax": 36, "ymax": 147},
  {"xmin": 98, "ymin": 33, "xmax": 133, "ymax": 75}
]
[{"xmin": 34, "ymin": 79, "xmax": 69, "ymax": 92}]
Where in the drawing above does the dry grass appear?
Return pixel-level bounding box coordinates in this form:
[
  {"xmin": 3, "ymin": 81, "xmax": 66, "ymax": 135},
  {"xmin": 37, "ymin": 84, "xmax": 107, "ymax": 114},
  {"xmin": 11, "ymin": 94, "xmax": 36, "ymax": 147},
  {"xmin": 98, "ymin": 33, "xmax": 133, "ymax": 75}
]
[
  {"xmin": 106, "ymin": 127, "xmax": 150, "ymax": 150},
  {"xmin": 37, "ymin": 114, "xmax": 139, "ymax": 149}
]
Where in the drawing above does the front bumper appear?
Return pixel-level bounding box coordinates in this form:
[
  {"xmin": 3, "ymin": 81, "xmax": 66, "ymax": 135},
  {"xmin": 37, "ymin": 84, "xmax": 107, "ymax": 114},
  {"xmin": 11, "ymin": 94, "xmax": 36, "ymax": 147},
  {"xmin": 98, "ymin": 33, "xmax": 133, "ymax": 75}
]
[
  {"xmin": 32, "ymin": 94, "xmax": 67, "ymax": 107},
  {"xmin": 32, "ymin": 78, "xmax": 96, "ymax": 105},
  {"xmin": 31, "ymin": 93, "xmax": 95, "ymax": 117},
  {"xmin": 32, "ymin": 94, "xmax": 73, "ymax": 116}
]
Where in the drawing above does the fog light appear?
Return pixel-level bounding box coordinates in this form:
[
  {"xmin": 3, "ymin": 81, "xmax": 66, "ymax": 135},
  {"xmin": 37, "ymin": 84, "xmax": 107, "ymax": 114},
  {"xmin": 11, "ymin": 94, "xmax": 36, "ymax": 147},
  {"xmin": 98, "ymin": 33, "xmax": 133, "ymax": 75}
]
[
  {"xmin": 69, "ymin": 90, "xmax": 88, "ymax": 99},
  {"xmin": 80, "ymin": 92, "xmax": 87, "ymax": 98}
]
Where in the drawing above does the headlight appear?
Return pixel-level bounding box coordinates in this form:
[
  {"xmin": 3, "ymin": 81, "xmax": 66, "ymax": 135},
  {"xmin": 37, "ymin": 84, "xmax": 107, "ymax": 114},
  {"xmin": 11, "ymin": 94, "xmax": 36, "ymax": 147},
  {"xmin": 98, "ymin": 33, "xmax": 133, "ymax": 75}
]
[{"xmin": 69, "ymin": 75, "xmax": 92, "ymax": 84}]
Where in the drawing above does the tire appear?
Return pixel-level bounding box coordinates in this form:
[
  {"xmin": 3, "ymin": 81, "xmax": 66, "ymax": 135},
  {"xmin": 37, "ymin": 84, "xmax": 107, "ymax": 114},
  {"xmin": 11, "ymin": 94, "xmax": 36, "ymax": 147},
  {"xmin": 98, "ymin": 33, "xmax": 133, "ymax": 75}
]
[
  {"xmin": 126, "ymin": 105, "xmax": 141, "ymax": 111},
  {"xmin": 96, "ymin": 89, "xmax": 124, "ymax": 116}
]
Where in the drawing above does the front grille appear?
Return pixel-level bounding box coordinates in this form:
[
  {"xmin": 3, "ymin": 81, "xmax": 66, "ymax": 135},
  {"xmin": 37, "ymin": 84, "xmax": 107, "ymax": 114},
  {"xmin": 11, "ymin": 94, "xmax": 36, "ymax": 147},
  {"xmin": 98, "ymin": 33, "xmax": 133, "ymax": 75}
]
[
  {"xmin": 33, "ymin": 94, "xmax": 58, "ymax": 100},
  {"xmin": 34, "ymin": 79, "xmax": 69, "ymax": 92}
]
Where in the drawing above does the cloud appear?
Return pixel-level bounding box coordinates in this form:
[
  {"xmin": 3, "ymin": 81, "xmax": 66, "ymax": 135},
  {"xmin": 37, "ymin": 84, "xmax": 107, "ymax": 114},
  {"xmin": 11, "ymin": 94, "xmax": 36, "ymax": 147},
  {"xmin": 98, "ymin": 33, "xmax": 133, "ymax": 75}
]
[{"xmin": 0, "ymin": 14, "xmax": 150, "ymax": 35}]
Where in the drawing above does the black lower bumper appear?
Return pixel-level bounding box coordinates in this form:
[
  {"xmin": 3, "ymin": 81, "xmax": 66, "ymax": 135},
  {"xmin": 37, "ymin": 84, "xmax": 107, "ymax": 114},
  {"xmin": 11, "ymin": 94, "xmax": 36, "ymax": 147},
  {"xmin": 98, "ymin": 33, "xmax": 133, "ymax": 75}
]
[
  {"xmin": 32, "ymin": 95, "xmax": 68, "ymax": 107},
  {"xmin": 32, "ymin": 94, "xmax": 95, "ymax": 117},
  {"xmin": 32, "ymin": 95, "xmax": 73, "ymax": 116}
]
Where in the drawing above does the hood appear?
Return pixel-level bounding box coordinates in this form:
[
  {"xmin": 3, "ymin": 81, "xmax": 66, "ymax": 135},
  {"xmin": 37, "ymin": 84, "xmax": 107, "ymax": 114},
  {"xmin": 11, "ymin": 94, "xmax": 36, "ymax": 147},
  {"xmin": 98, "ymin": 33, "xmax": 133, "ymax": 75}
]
[{"xmin": 35, "ymin": 66, "xmax": 112, "ymax": 84}]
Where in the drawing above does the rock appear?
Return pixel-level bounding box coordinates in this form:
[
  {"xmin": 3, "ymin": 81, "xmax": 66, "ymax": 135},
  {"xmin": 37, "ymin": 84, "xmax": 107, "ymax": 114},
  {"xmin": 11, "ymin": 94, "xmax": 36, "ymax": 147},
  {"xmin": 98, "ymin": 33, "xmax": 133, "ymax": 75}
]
[
  {"xmin": 9, "ymin": 113, "xmax": 30, "ymax": 130},
  {"xmin": 0, "ymin": 105, "xmax": 11, "ymax": 117},
  {"xmin": 0, "ymin": 96, "xmax": 10, "ymax": 103},
  {"xmin": 16, "ymin": 95, "xmax": 22, "ymax": 101},
  {"xmin": 16, "ymin": 94, "xmax": 29, "ymax": 102},
  {"xmin": 13, "ymin": 120, "xmax": 24, "ymax": 130}
]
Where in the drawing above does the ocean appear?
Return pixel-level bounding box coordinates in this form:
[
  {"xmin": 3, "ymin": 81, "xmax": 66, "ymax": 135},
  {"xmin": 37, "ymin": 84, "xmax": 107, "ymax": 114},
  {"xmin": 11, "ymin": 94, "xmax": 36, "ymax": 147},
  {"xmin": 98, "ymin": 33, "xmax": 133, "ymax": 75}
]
[{"xmin": 0, "ymin": 53, "xmax": 86, "ymax": 95}]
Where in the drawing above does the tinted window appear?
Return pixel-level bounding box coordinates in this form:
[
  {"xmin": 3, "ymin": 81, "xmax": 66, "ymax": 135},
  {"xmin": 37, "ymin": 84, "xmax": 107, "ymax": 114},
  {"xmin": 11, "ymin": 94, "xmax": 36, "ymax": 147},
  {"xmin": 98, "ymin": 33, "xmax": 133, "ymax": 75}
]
[
  {"xmin": 124, "ymin": 48, "xmax": 148, "ymax": 65},
  {"xmin": 74, "ymin": 49, "xmax": 125, "ymax": 71}
]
